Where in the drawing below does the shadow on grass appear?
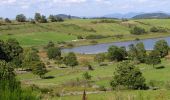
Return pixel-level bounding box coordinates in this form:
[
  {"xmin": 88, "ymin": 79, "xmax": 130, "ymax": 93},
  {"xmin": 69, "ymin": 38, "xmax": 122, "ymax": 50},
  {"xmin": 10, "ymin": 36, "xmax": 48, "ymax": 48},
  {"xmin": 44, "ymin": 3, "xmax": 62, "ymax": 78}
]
[
  {"xmin": 44, "ymin": 76, "xmax": 55, "ymax": 79},
  {"xmin": 155, "ymin": 66, "xmax": 165, "ymax": 69}
]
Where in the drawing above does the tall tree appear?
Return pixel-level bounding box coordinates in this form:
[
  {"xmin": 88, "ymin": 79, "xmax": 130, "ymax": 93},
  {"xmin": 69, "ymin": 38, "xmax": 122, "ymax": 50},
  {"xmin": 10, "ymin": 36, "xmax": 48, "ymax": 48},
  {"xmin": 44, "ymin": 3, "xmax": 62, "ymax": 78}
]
[
  {"xmin": 136, "ymin": 42, "xmax": 147, "ymax": 63},
  {"xmin": 154, "ymin": 40, "xmax": 169, "ymax": 58},
  {"xmin": 34, "ymin": 13, "xmax": 41, "ymax": 22}
]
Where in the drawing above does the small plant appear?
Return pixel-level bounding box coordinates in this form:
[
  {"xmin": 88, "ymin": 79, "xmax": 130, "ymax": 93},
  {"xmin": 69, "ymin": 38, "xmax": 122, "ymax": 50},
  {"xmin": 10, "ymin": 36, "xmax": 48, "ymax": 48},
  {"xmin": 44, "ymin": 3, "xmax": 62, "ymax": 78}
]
[{"xmin": 83, "ymin": 72, "xmax": 92, "ymax": 80}]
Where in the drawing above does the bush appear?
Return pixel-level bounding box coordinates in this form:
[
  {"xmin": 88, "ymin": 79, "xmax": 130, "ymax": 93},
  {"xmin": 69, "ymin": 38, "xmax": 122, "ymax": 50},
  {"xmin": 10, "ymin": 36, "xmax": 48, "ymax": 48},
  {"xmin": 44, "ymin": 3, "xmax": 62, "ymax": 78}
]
[
  {"xmin": 47, "ymin": 47, "xmax": 61, "ymax": 60},
  {"xmin": 150, "ymin": 26, "xmax": 167, "ymax": 33},
  {"xmin": 83, "ymin": 72, "xmax": 92, "ymax": 80},
  {"xmin": 130, "ymin": 26, "xmax": 146, "ymax": 35}
]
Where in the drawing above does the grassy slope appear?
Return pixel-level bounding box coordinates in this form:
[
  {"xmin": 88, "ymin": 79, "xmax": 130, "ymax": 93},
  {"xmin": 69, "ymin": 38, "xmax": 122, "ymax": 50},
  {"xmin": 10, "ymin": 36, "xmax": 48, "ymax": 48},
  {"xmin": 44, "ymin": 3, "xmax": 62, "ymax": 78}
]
[{"xmin": 1, "ymin": 19, "xmax": 170, "ymax": 46}]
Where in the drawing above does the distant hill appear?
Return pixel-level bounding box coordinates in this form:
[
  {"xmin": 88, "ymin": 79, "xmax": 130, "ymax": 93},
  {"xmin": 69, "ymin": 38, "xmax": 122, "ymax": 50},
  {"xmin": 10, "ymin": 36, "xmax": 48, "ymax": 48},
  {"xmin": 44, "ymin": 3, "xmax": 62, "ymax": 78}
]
[
  {"xmin": 55, "ymin": 14, "xmax": 80, "ymax": 19},
  {"xmin": 103, "ymin": 12, "xmax": 143, "ymax": 19},
  {"xmin": 132, "ymin": 13, "xmax": 170, "ymax": 19}
]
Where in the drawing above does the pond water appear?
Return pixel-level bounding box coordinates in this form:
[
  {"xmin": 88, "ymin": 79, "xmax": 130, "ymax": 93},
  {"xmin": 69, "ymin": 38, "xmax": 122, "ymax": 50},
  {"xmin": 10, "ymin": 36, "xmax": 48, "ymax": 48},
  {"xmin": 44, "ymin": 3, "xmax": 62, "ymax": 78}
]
[{"xmin": 62, "ymin": 37, "xmax": 170, "ymax": 54}]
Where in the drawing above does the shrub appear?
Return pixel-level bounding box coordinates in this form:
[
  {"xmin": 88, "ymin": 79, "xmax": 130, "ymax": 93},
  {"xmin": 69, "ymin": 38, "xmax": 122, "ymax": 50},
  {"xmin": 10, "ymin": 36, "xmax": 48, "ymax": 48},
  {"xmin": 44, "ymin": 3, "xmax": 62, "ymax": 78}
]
[
  {"xmin": 47, "ymin": 47, "xmax": 61, "ymax": 60},
  {"xmin": 130, "ymin": 26, "xmax": 146, "ymax": 35},
  {"xmin": 83, "ymin": 72, "xmax": 92, "ymax": 80}
]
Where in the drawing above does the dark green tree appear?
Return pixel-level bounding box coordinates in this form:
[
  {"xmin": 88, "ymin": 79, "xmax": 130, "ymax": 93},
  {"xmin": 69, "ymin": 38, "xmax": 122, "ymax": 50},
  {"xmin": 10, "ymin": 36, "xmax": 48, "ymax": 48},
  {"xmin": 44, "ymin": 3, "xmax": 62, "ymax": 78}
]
[
  {"xmin": 4, "ymin": 18, "xmax": 11, "ymax": 23},
  {"xmin": 64, "ymin": 52, "xmax": 78, "ymax": 68},
  {"xmin": 146, "ymin": 50, "xmax": 161, "ymax": 68},
  {"xmin": 16, "ymin": 14, "xmax": 26, "ymax": 22},
  {"xmin": 47, "ymin": 47, "xmax": 61, "ymax": 60},
  {"xmin": 32, "ymin": 62, "xmax": 47, "ymax": 78},
  {"xmin": 40, "ymin": 15, "xmax": 47, "ymax": 23},
  {"xmin": 107, "ymin": 46, "xmax": 127, "ymax": 61},
  {"xmin": 34, "ymin": 13, "xmax": 41, "ymax": 22},
  {"xmin": 0, "ymin": 39, "xmax": 23, "ymax": 63},
  {"xmin": 154, "ymin": 40, "xmax": 169, "ymax": 58},
  {"xmin": 110, "ymin": 61, "xmax": 146, "ymax": 90}
]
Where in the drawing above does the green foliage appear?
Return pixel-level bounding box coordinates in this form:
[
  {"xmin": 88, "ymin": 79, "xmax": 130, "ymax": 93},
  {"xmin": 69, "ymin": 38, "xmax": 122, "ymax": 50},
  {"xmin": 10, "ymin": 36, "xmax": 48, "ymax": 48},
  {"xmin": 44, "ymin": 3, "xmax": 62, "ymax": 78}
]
[
  {"xmin": 40, "ymin": 15, "xmax": 47, "ymax": 23},
  {"xmin": 22, "ymin": 48, "xmax": 40, "ymax": 69},
  {"xmin": 146, "ymin": 50, "xmax": 161, "ymax": 68},
  {"xmin": 130, "ymin": 26, "xmax": 146, "ymax": 35},
  {"xmin": 0, "ymin": 39, "xmax": 23, "ymax": 63},
  {"xmin": 48, "ymin": 15, "xmax": 64, "ymax": 22},
  {"xmin": 150, "ymin": 26, "xmax": 167, "ymax": 33},
  {"xmin": 94, "ymin": 53, "xmax": 105, "ymax": 64},
  {"xmin": 47, "ymin": 47, "xmax": 61, "ymax": 60},
  {"xmin": 63, "ymin": 52, "xmax": 78, "ymax": 68},
  {"xmin": 32, "ymin": 62, "xmax": 47, "ymax": 78},
  {"xmin": 16, "ymin": 14, "xmax": 26, "ymax": 22},
  {"xmin": 4, "ymin": 18, "xmax": 11, "ymax": 23},
  {"xmin": 110, "ymin": 61, "xmax": 146, "ymax": 90},
  {"xmin": 83, "ymin": 72, "xmax": 92, "ymax": 80},
  {"xmin": 154, "ymin": 40, "xmax": 169, "ymax": 58},
  {"xmin": 34, "ymin": 13, "xmax": 41, "ymax": 22},
  {"xmin": 128, "ymin": 42, "xmax": 147, "ymax": 63},
  {"xmin": 107, "ymin": 46, "xmax": 127, "ymax": 61},
  {"xmin": 0, "ymin": 60, "xmax": 38, "ymax": 100}
]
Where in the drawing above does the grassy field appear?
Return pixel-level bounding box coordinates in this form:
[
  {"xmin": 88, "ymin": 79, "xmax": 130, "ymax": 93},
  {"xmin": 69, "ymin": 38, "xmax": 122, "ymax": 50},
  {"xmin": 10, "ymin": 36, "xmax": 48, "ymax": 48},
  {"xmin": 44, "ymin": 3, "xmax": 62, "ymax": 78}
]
[
  {"xmin": 17, "ymin": 53, "xmax": 170, "ymax": 99},
  {"xmin": 1, "ymin": 19, "xmax": 170, "ymax": 47}
]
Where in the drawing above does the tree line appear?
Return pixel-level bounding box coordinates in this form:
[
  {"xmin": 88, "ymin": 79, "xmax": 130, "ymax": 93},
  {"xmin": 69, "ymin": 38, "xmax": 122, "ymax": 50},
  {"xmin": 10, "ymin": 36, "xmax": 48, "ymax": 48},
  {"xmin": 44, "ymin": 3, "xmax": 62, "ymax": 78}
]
[{"xmin": 2, "ymin": 13, "xmax": 65, "ymax": 23}]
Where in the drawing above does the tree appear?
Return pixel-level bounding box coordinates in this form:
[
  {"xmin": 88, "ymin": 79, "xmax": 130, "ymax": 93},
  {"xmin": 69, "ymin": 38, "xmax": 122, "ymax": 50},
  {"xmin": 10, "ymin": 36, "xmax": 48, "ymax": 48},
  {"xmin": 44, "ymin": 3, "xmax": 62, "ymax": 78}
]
[
  {"xmin": 40, "ymin": 15, "xmax": 47, "ymax": 23},
  {"xmin": 110, "ymin": 61, "xmax": 146, "ymax": 90},
  {"xmin": 63, "ymin": 52, "xmax": 78, "ymax": 68},
  {"xmin": 34, "ymin": 13, "xmax": 41, "ymax": 22},
  {"xmin": 4, "ymin": 18, "xmax": 11, "ymax": 23},
  {"xmin": 107, "ymin": 46, "xmax": 127, "ymax": 61},
  {"xmin": 47, "ymin": 47, "xmax": 61, "ymax": 60},
  {"xmin": 128, "ymin": 43, "xmax": 147, "ymax": 63},
  {"xmin": 32, "ymin": 62, "xmax": 47, "ymax": 78},
  {"xmin": 146, "ymin": 50, "xmax": 161, "ymax": 68},
  {"xmin": 83, "ymin": 72, "xmax": 92, "ymax": 80},
  {"xmin": 136, "ymin": 42, "xmax": 147, "ymax": 63},
  {"xmin": 16, "ymin": 14, "xmax": 26, "ymax": 22},
  {"xmin": 48, "ymin": 15, "xmax": 57, "ymax": 22},
  {"xmin": 94, "ymin": 53, "xmax": 105, "ymax": 64},
  {"xmin": 154, "ymin": 40, "xmax": 169, "ymax": 58},
  {"xmin": 130, "ymin": 26, "xmax": 146, "ymax": 35}
]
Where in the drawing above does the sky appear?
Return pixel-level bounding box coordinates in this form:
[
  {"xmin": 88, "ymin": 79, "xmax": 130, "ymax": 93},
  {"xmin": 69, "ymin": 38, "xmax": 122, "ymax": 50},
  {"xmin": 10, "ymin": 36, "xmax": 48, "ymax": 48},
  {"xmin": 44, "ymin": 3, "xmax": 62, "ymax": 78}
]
[{"xmin": 0, "ymin": 0, "xmax": 170, "ymax": 18}]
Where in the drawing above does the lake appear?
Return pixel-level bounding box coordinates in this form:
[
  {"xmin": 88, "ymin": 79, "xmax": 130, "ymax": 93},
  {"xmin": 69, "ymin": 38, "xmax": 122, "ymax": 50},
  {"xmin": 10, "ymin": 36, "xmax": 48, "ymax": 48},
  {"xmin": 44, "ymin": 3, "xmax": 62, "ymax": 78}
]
[{"xmin": 62, "ymin": 37, "xmax": 170, "ymax": 54}]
